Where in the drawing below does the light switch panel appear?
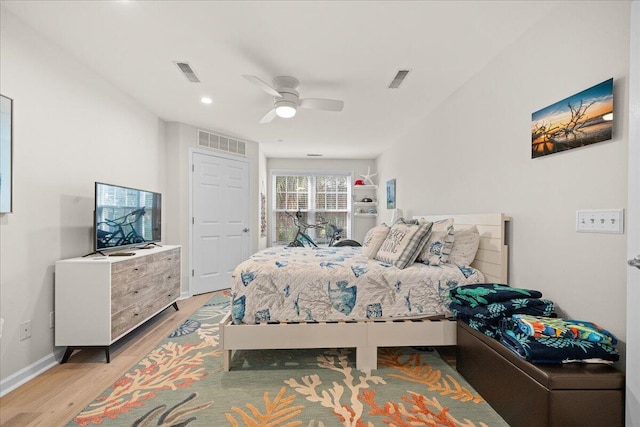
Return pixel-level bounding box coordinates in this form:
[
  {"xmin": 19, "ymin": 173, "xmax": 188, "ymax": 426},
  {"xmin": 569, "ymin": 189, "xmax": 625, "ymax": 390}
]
[{"xmin": 576, "ymin": 209, "xmax": 624, "ymax": 234}]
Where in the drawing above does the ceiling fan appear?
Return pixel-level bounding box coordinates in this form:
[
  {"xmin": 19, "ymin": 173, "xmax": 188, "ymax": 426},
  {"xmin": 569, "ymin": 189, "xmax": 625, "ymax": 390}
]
[{"xmin": 242, "ymin": 75, "xmax": 344, "ymax": 123}]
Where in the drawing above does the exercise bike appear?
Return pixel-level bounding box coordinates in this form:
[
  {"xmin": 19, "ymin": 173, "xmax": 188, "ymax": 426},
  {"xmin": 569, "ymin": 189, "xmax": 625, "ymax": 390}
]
[{"xmin": 285, "ymin": 210, "xmax": 361, "ymax": 248}]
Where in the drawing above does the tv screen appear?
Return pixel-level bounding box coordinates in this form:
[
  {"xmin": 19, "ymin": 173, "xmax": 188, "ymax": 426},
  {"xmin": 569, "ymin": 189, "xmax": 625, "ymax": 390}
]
[{"xmin": 94, "ymin": 182, "xmax": 161, "ymax": 251}]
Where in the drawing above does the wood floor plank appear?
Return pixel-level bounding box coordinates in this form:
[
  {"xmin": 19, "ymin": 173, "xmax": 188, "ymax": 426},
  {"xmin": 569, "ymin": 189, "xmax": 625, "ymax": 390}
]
[{"xmin": 0, "ymin": 293, "xmax": 213, "ymax": 427}]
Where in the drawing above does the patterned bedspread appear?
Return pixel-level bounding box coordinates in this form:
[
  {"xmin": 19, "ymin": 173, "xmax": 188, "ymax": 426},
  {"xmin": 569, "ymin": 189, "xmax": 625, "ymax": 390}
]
[{"xmin": 230, "ymin": 246, "xmax": 485, "ymax": 324}]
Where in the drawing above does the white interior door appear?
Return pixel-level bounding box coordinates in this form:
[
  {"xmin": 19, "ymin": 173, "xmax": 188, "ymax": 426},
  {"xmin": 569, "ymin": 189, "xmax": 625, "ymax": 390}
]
[
  {"xmin": 191, "ymin": 151, "xmax": 250, "ymax": 295},
  {"xmin": 627, "ymin": 3, "xmax": 639, "ymax": 425}
]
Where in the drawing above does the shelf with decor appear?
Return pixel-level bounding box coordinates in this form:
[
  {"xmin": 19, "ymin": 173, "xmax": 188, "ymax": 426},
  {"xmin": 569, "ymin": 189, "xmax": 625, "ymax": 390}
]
[
  {"xmin": 353, "ymin": 185, "xmax": 377, "ymax": 191},
  {"xmin": 353, "ymin": 201, "xmax": 377, "ymax": 207},
  {"xmin": 353, "ymin": 183, "xmax": 377, "ymax": 219}
]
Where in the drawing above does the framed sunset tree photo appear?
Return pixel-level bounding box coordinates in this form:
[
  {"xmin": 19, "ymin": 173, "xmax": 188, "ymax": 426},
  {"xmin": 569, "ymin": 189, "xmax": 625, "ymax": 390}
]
[{"xmin": 531, "ymin": 78, "xmax": 613, "ymax": 159}]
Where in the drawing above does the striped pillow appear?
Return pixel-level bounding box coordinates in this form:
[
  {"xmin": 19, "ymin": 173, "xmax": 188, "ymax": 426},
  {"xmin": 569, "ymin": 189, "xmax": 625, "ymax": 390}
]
[{"xmin": 374, "ymin": 219, "xmax": 433, "ymax": 269}]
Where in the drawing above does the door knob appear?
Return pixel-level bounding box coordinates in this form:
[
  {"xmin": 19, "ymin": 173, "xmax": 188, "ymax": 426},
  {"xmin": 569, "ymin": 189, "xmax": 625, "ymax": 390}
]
[
  {"xmin": 243, "ymin": 228, "xmax": 250, "ymax": 233},
  {"xmin": 628, "ymin": 256, "xmax": 640, "ymax": 269}
]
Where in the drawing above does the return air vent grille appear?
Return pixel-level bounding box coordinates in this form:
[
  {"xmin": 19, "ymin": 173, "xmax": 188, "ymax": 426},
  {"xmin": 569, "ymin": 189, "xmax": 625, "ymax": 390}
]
[
  {"xmin": 197, "ymin": 129, "xmax": 246, "ymax": 156},
  {"xmin": 388, "ymin": 69, "xmax": 410, "ymax": 89},
  {"xmin": 175, "ymin": 61, "xmax": 201, "ymax": 83}
]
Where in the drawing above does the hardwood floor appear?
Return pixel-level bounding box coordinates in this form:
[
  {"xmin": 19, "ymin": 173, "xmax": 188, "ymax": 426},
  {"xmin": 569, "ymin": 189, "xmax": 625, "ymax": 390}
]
[{"xmin": 0, "ymin": 293, "xmax": 213, "ymax": 427}]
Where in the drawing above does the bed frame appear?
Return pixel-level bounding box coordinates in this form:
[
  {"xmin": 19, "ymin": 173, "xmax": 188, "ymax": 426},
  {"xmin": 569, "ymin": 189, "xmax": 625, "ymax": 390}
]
[{"xmin": 220, "ymin": 213, "xmax": 511, "ymax": 372}]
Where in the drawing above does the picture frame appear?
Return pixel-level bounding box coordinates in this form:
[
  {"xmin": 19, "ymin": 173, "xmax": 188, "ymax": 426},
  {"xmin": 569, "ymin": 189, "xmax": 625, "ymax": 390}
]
[
  {"xmin": 0, "ymin": 94, "xmax": 13, "ymax": 213},
  {"xmin": 386, "ymin": 179, "xmax": 396, "ymax": 209},
  {"xmin": 531, "ymin": 78, "xmax": 613, "ymax": 158}
]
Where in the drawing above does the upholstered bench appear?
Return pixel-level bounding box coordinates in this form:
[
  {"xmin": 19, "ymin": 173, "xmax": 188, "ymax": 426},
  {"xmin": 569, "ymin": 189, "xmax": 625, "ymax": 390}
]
[{"xmin": 456, "ymin": 320, "xmax": 624, "ymax": 427}]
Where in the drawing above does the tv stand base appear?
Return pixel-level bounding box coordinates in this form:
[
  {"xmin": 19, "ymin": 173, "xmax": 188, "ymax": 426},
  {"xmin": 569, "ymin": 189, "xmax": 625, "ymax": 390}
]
[{"xmin": 61, "ymin": 346, "xmax": 111, "ymax": 363}]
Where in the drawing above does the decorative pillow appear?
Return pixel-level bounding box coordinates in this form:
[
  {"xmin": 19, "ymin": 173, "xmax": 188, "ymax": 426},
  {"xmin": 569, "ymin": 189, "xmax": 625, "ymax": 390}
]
[
  {"xmin": 374, "ymin": 219, "xmax": 433, "ymax": 269},
  {"xmin": 361, "ymin": 224, "xmax": 390, "ymax": 258},
  {"xmin": 415, "ymin": 217, "xmax": 455, "ymax": 266},
  {"xmin": 447, "ymin": 225, "xmax": 480, "ymax": 266}
]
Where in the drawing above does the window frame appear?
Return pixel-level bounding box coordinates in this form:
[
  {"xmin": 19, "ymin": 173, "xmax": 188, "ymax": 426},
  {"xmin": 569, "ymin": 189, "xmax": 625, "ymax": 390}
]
[{"xmin": 270, "ymin": 169, "xmax": 353, "ymax": 246}]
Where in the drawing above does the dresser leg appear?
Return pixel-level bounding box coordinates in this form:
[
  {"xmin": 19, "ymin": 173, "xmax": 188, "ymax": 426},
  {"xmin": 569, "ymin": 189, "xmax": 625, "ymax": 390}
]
[
  {"xmin": 60, "ymin": 347, "xmax": 74, "ymax": 364},
  {"xmin": 60, "ymin": 346, "xmax": 110, "ymax": 363},
  {"xmin": 172, "ymin": 301, "xmax": 179, "ymax": 311}
]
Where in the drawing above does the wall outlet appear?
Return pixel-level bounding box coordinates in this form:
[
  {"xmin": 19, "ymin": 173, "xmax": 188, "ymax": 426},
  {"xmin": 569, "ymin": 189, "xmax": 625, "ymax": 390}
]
[
  {"xmin": 50, "ymin": 312, "xmax": 54, "ymax": 329},
  {"xmin": 576, "ymin": 209, "xmax": 624, "ymax": 234},
  {"xmin": 20, "ymin": 320, "xmax": 32, "ymax": 340}
]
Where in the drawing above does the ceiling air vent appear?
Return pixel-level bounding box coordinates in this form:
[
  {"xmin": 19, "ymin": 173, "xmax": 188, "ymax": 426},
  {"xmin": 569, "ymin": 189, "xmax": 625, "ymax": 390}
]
[
  {"xmin": 175, "ymin": 61, "xmax": 201, "ymax": 83},
  {"xmin": 197, "ymin": 129, "xmax": 246, "ymax": 157},
  {"xmin": 388, "ymin": 69, "xmax": 410, "ymax": 89}
]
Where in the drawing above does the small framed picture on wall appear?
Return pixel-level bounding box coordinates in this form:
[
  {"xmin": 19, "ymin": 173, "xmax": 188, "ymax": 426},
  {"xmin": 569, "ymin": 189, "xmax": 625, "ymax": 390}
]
[{"xmin": 386, "ymin": 179, "xmax": 396, "ymax": 209}]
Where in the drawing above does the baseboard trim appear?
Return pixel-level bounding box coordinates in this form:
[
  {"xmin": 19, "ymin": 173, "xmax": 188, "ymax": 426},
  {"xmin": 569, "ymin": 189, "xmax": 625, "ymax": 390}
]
[
  {"xmin": 0, "ymin": 349, "xmax": 64, "ymax": 397},
  {"xmin": 180, "ymin": 290, "xmax": 191, "ymax": 300}
]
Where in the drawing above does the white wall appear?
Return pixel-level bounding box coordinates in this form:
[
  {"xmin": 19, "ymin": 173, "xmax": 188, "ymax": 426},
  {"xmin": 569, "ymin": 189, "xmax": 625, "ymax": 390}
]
[
  {"xmin": 377, "ymin": 1, "xmax": 631, "ymax": 368},
  {"xmin": 0, "ymin": 8, "xmax": 168, "ymax": 390},
  {"xmin": 267, "ymin": 158, "xmax": 377, "ymax": 243}
]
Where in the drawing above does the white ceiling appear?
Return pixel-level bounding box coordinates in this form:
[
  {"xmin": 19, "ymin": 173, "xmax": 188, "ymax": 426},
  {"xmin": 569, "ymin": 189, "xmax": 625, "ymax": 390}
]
[{"xmin": 1, "ymin": 0, "xmax": 556, "ymax": 159}]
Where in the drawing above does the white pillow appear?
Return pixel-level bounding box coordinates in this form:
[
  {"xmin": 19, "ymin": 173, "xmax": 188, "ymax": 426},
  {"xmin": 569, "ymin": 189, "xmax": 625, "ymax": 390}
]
[
  {"xmin": 361, "ymin": 224, "xmax": 390, "ymax": 258},
  {"xmin": 415, "ymin": 217, "xmax": 455, "ymax": 266},
  {"xmin": 375, "ymin": 220, "xmax": 433, "ymax": 269},
  {"xmin": 447, "ymin": 225, "xmax": 480, "ymax": 266}
]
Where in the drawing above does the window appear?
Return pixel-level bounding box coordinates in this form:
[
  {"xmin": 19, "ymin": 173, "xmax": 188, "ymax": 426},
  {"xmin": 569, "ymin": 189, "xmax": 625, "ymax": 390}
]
[{"xmin": 272, "ymin": 171, "xmax": 352, "ymax": 245}]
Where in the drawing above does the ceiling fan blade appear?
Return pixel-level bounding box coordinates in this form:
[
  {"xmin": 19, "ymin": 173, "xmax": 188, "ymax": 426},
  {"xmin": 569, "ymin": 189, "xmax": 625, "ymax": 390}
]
[
  {"xmin": 259, "ymin": 109, "xmax": 278, "ymax": 124},
  {"xmin": 243, "ymin": 75, "xmax": 282, "ymax": 98},
  {"xmin": 298, "ymin": 98, "xmax": 344, "ymax": 112}
]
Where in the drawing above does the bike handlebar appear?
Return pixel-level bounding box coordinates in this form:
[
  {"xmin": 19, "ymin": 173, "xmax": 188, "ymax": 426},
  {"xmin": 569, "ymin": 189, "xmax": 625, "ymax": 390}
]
[{"xmin": 285, "ymin": 211, "xmax": 327, "ymax": 230}]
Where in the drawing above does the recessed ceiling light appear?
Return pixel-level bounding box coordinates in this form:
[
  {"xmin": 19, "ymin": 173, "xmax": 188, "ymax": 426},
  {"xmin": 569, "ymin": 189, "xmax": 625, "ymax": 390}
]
[{"xmin": 201, "ymin": 97, "xmax": 213, "ymax": 104}]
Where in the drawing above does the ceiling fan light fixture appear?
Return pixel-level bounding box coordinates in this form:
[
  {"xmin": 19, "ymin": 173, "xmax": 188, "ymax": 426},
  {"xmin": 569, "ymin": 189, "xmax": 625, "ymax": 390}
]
[{"xmin": 275, "ymin": 100, "xmax": 297, "ymax": 118}]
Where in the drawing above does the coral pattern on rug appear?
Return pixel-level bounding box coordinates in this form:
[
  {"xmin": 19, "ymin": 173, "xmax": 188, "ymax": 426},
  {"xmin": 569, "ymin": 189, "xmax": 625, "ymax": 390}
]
[{"xmin": 68, "ymin": 290, "xmax": 508, "ymax": 427}]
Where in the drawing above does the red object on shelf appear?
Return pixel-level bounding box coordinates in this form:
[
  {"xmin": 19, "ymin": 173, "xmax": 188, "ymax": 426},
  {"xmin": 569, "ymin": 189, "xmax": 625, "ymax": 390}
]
[{"xmin": 354, "ymin": 179, "xmax": 365, "ymax": 186}]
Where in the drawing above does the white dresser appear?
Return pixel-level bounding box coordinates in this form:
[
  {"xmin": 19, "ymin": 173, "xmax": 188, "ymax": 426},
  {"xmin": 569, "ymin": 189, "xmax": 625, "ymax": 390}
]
[{"xmin": 55, "ymin": 245, "xmax": 181, "ymax": 362}]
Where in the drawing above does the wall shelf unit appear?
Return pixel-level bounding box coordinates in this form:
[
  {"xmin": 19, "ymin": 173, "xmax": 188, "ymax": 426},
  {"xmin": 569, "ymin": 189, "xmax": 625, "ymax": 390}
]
[{"xmin": 353, "ymin": 184, "xmax": 378, "ymax": 218}]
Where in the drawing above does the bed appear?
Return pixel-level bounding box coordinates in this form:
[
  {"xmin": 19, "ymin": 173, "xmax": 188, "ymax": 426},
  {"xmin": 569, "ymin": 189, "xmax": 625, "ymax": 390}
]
[{"xmin": 220, "ymin": 213, "xmax": 510, "ymax": 371}]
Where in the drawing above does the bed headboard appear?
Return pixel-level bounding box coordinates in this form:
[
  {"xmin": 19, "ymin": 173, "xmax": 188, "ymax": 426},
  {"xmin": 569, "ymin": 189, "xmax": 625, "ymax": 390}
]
[{"xmin": 413, "ymin": 213, "xmax": 511, "ymax": 284}]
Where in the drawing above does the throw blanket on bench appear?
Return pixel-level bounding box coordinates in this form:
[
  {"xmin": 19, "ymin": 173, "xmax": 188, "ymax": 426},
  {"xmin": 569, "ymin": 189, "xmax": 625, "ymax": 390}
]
[
  {"xmin": 449, "ymin": 283, "xmax": 542, "ymax": 307},
  {"xmin": 513, "ymin": 314, "xmax": 618, "ymax": 346},
  {"xmin": 500, "ymin": 318, "xmax": 619, "ymax": 364},
  {"xmin": 448, "ymin": 283, "xmax": 554, "ymax": 338}
]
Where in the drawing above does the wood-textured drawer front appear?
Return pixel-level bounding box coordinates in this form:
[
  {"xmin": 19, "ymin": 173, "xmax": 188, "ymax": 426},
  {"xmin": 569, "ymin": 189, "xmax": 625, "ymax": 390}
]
[
  {"xmin": 153, "ymin": 248, "xmax": 180, "ymax": 274},
  {"xmin": 109, "ymin": 246, "xmax": 181, "ymax": 341},
  {"xmin": 111, "ymin": 304, "xmax": 143, "ymax": 339},
  {"xmin": 111, "ymin": 263, "xmax": 151, "ymax": 315},
  {"xmin": 111, "ymin": 295, "xmax": 169, "ymax": 339},
  {"xmin": 153, "ymin": 276, "xmax": 180, "ymax": 309}
]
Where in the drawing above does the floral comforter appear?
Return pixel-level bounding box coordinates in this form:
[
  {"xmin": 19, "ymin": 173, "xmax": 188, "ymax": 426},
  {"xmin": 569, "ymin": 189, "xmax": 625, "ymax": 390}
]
[{"xmin": 230, "ymin": 246, "xmax": 484, "ymax": 324}]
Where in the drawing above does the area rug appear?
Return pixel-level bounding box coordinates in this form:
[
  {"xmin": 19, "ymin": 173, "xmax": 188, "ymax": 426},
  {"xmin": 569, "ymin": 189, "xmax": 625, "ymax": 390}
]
[{"xmin": 67, "ymin": 290, "xmax": 509, "ymax": 427}]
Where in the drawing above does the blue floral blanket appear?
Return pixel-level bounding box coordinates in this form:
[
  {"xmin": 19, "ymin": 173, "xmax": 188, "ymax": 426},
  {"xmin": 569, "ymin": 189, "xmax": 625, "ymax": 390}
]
[{"xmin": 230, "ymin": 246, "xmax": 485, "ymax": 324}]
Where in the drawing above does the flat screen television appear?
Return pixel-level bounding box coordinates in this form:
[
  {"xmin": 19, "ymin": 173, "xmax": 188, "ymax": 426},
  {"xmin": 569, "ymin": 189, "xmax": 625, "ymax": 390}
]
[{"xmin": 94, "ymin": 182, "xmax": 161, "ymax": 251}]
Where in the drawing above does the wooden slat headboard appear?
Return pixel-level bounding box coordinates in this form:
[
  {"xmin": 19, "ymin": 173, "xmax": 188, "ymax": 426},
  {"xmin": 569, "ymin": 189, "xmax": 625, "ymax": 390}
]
[{"xmin": 412, "ymin": 213, "xmax": 511, "ymax": 284}]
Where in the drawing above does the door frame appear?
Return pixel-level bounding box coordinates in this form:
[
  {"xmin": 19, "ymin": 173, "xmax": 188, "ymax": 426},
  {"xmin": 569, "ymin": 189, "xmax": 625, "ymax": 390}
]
[
  {"xmin": 188, "ymin": 147, "xmax": 253, "ymax": 295},
  {"xmin": 627, "ymin": 3, "xmax": 640, "ymax": 424}
]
